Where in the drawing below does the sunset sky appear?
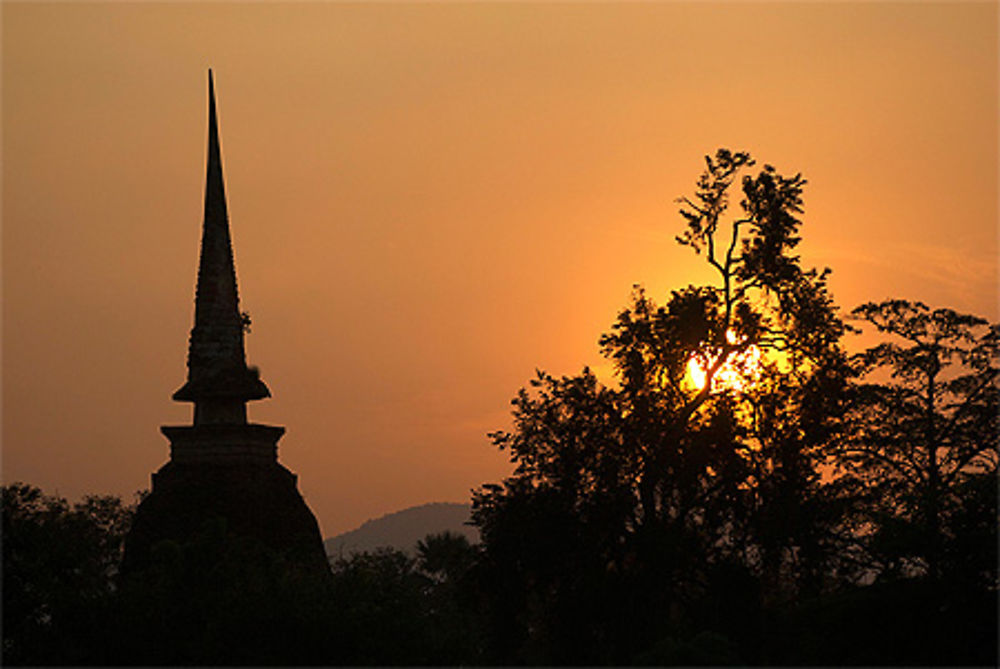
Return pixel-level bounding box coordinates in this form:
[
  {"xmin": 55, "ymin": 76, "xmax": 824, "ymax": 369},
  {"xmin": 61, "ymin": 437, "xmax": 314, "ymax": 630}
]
[{"xmin": 3, "ymin": 2, "xmax": 997, "ymax": 538}]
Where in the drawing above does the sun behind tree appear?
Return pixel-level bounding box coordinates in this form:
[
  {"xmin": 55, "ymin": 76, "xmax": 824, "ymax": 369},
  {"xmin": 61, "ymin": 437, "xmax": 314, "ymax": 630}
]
[
  {"xmin": 685, "ymin": 329, "xmax": 763, "ymax": 392},
  {"xmin": 472, "ymin": 148, "xmax": 858, "ymax": 664}
]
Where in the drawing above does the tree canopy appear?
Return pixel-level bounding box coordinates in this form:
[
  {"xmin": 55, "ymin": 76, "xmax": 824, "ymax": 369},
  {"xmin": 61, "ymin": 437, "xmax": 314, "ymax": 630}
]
[{"xmin": 471, "ymin": 148, "xmax": 997, "ymax": 664}]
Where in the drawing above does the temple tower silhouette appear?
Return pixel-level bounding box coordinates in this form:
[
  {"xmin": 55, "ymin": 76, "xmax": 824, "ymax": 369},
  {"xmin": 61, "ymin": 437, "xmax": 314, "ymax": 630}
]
[{"xmin": 123, "ymin": 71, "xmax": 328, "ymax": 575}]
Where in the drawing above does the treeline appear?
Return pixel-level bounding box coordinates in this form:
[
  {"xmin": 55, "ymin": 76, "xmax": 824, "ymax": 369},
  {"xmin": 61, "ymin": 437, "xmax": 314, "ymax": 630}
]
[
  {"xmin": 3, "ymin": 149, "xmax": 997, "ymax": 665},
  {"xmin": 3, "ymin": 484, "xmax": 484, "ymax": 665},
  {"xmin": 466, "ymin": 150, "xmax": 997, "ymax": 665}
]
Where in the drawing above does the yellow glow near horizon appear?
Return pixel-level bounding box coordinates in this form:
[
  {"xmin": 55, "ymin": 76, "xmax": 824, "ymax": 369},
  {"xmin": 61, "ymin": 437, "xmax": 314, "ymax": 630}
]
[{"xmin": 686, "ymin": 331, "xmax": 763, "ymax": 393}]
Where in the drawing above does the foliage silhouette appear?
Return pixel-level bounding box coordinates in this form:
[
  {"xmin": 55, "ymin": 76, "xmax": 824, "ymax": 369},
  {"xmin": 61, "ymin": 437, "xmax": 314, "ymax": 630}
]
[
  {"xmin": 471, "ymin": 149, "xmax": 858, "ymax": 663},
  {"xmin": 840, "ymin": 300, "xmax": 998, "ymax": 585},
  {"xmin": 471, "ymin": 148, "xmax": 997, "ymax": 664},
  {"xmin": 2, "ymin": 485, "xmax": 488, "ymax": 665},
  {"xmin": 2, "ymin": 483, "xmax": 136, "ymax": 665}
]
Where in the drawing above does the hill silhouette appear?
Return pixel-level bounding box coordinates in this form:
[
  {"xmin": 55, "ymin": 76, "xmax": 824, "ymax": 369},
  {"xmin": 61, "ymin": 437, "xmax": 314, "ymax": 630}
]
[{"xmin": 324, "ymin": 502, "xmax": 478, "ymax": 557}]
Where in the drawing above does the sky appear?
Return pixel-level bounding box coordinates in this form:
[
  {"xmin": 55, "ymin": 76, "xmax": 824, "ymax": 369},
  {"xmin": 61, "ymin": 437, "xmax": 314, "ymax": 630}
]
[{"xmin": 3, "ymin": 2, "xmax": 997, "ymax": 538}]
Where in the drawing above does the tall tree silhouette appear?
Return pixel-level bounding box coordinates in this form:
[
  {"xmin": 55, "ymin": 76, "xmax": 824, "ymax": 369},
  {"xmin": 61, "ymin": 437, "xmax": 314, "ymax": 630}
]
[
  {"xmin": 472, "ymin": 149, "xmax": 853, "ymax": 663},
  {"xmin": 840, "ymin": 300, "xmax": 998, "ymax": 585}
]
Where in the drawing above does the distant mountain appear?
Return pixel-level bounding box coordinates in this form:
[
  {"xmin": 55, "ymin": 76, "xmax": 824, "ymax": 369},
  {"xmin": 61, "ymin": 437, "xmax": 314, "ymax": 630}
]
[{"xmin": 324, "ymin": 502, "xmax": 479, "ymax": 558}]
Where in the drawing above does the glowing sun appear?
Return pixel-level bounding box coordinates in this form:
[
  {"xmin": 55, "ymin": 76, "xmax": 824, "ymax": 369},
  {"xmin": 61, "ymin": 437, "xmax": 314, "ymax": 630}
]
[{"xmin": 686, "ymin": 331, "xmax": 762, "ymax": 392}]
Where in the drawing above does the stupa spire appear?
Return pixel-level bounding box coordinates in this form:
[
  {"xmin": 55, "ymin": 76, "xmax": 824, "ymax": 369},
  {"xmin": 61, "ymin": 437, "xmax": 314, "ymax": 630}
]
[{"xmin": 173, "ymin": 69, "xmax": 269, "ymax": 422}]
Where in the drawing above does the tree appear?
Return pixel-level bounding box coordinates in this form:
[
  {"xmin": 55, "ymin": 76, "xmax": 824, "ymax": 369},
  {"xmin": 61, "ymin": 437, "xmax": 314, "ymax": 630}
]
[
  {"xmin": 471, "ymin": 149, "xmax": 854, "ymax": 662},
  {"xmin": 416, "ymin": 531, "xmax": 477, "ymax": 585},
  {"xmin": 323, "ymin": 548, "xmax": 433, "ymax": 664},
  {"xmin": 609, "ymin": 151, "xmax": 852, "ymax": 575},
  {"xmin": 840, "ymin": 299, "xmax": 998, "ymax": 585},
  {"xmin": 2, "ymin": 483, "xmax": 136, "ymax": 665}
]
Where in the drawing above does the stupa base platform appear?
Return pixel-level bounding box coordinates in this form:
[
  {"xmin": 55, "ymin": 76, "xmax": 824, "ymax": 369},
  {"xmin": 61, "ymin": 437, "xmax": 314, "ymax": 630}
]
[{"xmin": 122, "ymin": 457, "xmax": 329, "ymax": 577}]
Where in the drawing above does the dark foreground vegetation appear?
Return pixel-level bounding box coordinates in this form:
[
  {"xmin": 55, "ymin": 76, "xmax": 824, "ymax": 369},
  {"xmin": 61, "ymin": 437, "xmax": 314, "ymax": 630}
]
[{"xmin": 4, "ymin": 150, "xmax": 997, "ymax": 665}]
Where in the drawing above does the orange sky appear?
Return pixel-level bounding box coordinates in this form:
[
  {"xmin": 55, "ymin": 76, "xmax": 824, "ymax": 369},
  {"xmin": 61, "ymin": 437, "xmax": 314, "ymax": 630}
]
[{"xmin": 3, "ymin": 2, "xmax": 997, "ymax": 537}]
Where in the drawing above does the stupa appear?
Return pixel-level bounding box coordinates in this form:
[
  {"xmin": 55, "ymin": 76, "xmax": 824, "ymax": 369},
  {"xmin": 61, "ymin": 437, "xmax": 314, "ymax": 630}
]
[{"xmin": 122, "ymin": 71, "xmax": 328, "ymax": 576}]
